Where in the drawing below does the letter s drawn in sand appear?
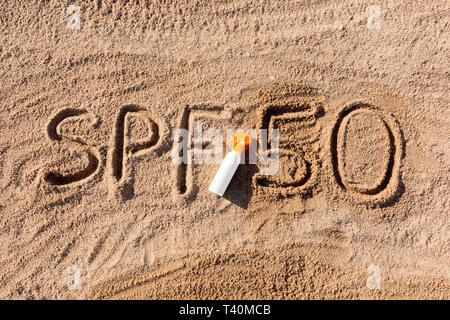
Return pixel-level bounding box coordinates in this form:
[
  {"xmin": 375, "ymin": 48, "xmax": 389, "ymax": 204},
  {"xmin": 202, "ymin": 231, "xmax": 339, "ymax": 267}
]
[{"xmin": 45, "ymin": 108, "xmax": 100, "ymax": 186}]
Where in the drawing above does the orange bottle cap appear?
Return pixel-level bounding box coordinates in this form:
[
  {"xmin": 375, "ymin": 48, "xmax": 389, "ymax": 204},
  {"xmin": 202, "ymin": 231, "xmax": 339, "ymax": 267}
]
[{"xmin": 230, "ymin": 131, "xmax": 252, "ymax": 154}]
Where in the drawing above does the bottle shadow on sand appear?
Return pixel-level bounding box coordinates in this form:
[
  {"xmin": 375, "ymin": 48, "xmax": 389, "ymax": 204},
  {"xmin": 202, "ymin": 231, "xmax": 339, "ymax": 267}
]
[{"xmin": 221, "ymin": 163, "xmax": 259, "ymax": 210}]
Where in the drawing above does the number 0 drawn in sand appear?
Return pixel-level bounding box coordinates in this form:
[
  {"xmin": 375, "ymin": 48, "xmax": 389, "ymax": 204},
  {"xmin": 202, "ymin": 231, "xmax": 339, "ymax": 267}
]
[{"xmin": 330, "ymin": 102, "xmax": 404, "ymax": 203}]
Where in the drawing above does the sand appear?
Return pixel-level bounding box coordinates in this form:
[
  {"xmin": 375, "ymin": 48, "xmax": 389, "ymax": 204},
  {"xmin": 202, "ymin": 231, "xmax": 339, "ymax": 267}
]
[{"xmin": 0, "ymin": 0, "xmax": 448, "ymax": 299}]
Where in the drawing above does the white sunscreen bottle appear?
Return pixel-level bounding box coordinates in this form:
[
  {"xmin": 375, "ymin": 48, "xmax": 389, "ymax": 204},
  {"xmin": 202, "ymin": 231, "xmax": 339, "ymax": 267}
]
[{"xmin": 208, "ymin": 132, "xmax": 251, "ymax": 197}]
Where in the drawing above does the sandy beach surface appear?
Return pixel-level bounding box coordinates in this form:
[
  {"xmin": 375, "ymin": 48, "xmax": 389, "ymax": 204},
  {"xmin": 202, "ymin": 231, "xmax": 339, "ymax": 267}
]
[{"xmin": 0, "ymin": 0, "xmax": 448, "ymax": 299}]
